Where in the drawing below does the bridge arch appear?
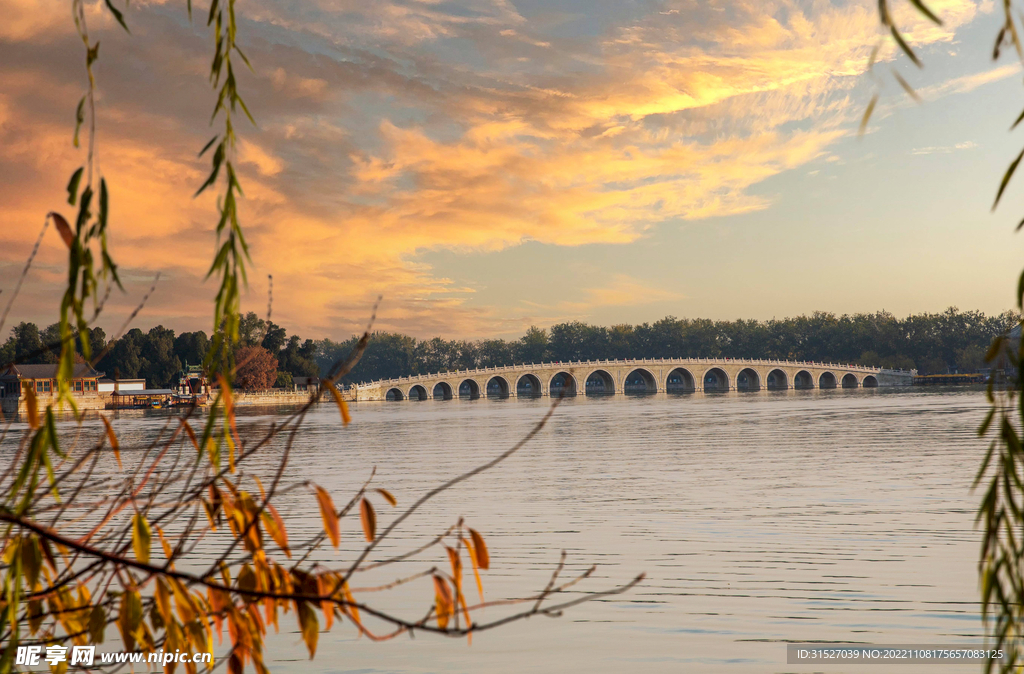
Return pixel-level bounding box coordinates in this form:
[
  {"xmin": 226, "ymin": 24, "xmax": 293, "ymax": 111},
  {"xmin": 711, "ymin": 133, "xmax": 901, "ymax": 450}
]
[
  {"xmin": 584, "ymin": 369, "xmax": 615, "ymax": 396},
  {"xmin": 549, "ymin": 371, "xmax": 577, "ymax": 397},
  {"xmin": 794, "ymin": 370, "xmax": 814, "ymax": 389},
  {"xmin": 703, "ymin": 367, "xmax": 729, "ymax": 392},
  {"xmin": 459, "ymin": 379, "xmax": 481, "ymax": 400},
  {"xmin": 736, "ymin": 368, "xmax": 760, "ymax": 392},
  {"xmin": 357, "ymin": 359, "xmax": 897, "ymax": 401},
  {"xmin": 818, "ymin": 371, "xmax": 838, "ymax": 389},
  {"xmin": 486, "ymin": 376, "xmax": 511, "ymax": 398},
  {"xmin": 516, "ymin": 373, "xmax": 542, "ymax": 397},
  {"xmin": 666, "ymin": 367, "xmax": 696, "ymax": 393},
  {"xmin": 624, "ymin": 368, "xmax": 657, "ymax": 395},
  {"xmin": 766, "ymin": 369, "xmax": 788, "ymax": 390}
]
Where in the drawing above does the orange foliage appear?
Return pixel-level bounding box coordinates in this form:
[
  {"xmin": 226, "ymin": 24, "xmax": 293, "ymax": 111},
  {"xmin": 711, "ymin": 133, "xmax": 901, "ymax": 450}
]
[{"xmin": 234, "ymin": 346, "xmax": 278, "ymax": 390}]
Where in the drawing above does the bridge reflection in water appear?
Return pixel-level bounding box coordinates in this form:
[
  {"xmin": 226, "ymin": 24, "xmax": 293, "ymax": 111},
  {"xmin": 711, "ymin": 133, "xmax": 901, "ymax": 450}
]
[{"xmin": 355, "ymin": 358, "xmax": 915, "ymax": 402}]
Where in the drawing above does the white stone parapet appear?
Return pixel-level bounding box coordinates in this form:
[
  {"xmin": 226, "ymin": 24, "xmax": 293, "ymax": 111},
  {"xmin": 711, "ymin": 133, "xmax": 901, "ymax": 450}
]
[{"xmin": 353, "ymin": 358, "xmax": 915, "ymax": 401}]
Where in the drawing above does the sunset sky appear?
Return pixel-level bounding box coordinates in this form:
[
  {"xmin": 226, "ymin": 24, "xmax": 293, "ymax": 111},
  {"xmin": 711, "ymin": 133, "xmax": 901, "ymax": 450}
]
[{"xmin": 2, "ymin": 0, "xmax": 1023, "ymax": 340}]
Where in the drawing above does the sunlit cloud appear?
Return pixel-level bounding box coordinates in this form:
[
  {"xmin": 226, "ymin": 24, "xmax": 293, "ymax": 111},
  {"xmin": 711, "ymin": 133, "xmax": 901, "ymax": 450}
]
[
  {"xmin": 0, "ymin": 0, "xmax": 1000, "ymax": 339},
  {"xmin": 910, "ymin": 141, "xmax": 978, "ymax": 155}
]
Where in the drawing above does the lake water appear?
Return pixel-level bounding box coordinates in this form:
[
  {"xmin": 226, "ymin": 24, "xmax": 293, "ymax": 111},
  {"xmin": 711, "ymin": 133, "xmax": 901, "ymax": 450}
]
[{"xmin": 4, "ymin": 388, "xmax": 992, "ymax": 673}]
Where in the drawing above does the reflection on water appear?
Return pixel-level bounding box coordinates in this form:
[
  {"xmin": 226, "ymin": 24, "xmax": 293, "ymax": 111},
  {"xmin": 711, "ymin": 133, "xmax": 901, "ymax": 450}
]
[{"xmin": 2, "ymin": 388, "xmax": 990, "ymax": 673}]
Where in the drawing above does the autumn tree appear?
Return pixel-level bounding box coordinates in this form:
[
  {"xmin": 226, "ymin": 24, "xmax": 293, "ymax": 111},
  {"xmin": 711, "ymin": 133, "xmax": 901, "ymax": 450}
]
[{"xmin": 234, "ymin": 345, "xmax": 278, "ymax": 390}]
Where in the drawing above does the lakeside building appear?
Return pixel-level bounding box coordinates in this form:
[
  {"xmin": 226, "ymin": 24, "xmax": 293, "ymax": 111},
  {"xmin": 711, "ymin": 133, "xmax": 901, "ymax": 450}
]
[
  {"xmin": 293, "ymin": 376, "xmax": 320, "ymax": 393},
  {"xmin": 98, "ymin": 378, "xmax": 147, "ymax": 393},
  {"xmin": 0, "ymin": 363, "xmax": 107, "ymax": 414}
]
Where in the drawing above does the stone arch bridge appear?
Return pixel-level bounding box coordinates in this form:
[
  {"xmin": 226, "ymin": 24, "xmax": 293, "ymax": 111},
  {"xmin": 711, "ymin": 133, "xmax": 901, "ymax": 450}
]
[{"xmin": 353, "ymin": 358, "xmax": 914, "ymax": 401}]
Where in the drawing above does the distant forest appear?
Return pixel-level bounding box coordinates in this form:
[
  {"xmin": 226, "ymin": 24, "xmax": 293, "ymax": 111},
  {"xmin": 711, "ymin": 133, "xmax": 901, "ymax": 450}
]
[{"xmin": 0, "ymin": 307, "xmax": 1015, "ymax": 388}]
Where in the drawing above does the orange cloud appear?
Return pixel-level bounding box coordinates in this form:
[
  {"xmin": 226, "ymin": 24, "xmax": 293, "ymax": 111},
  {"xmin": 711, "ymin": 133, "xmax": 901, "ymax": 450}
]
[{"xmin": 0, "ymin": 0, "xmax": 994, "ymax": 340}]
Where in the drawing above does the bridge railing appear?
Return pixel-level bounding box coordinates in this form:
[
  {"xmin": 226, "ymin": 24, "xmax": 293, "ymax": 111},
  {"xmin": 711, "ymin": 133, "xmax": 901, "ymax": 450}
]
[{"xmin": 357, "ymin": 357, "xmax": 891, "ymax": 389}]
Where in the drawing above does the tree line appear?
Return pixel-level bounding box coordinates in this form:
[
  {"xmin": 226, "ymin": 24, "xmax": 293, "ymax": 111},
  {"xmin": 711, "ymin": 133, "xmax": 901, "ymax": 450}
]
[
  {"xmin": 0, "ymin": 313, "xmax": 319, "ymax": 389},
  {"xmin": 319, "ymin": 307, "xmax": 1018, "ymax": 383},
  {"xmin": 1, "ymin": 307, "xmax": 1016, "ymax": 389}
]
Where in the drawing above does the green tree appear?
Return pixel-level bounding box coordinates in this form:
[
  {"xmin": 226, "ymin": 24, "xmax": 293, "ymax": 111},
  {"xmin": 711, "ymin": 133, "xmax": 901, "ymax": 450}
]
[
  {"xmin": 415, "ymin": 336, "xmax": 462, "ymax": 373},
  {"xmin": 857, "ymin": 350, "xmax": 881, "ymax": 367},
  {"xmin": 261, "ymin": 321, "xmax": 287, "ymax": 353},
  {"xmin": 39, "ymin": 323, "xmax": 61, "ymax": 364},
  {"xmin": 87, "ymin": 326, "xmax": 107, "ymax": 358},
  {"xmin": 956, "ymin": 345, "xmax": 987, "ymax": 373},
  {"xmin": 279, "ymin": 335, "xmax": 320, "ymax": 378},
  {"xmin": 10, "ymin": 322, "xmax": 43, "ymax": 364},
  {"xmin": 238, "ymin": 311, "xmax": 267, "ymax": 347},
  {"xmin": 518, "ymin": 326, "xmax": 549, "ymax": 362},
  {"xmin": 606, "ymin": 324, "xmax": 634, "ymax": 359},
  {"xmin": 452, "ymin": 340, "xmax": 480, "ymax": 370},
  {"xmin": 103, "ymin": 328, "xmax": 143, "ymax": 379},
  {"xmin": 548, "ymin": 321, "xmax": 609, "ymax": 361},
  {"xmin": 477, "ymin": 339, "xmax": 515, "ymax": 368},
  {"xmin": 0, "ymin": 339, "xmax": 12, "ymax": 369},
  {"xmin": 139, "ymin": 325, "xmax": 182, "ymax": 388},
  {"xmin": 174, "ymin": 330, "xmax": 211, "ymax": 368}
]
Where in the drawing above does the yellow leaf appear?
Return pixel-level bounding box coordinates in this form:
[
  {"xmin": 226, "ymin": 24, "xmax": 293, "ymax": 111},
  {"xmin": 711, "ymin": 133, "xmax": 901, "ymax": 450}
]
[
  {"xmin": 374, "ymin": 488, "xmax": 396, "ymax": 507},
  {"xmin": 132, "ymin": 514, "xmax": 152, "ymax": 564},
  {"xmin": 217, "ymin": 375, "xmax": 240, "ymax": 472},
  {"xmin": 38, "ymin": 538, "xmax": 57, "ymax": 575},
  {"xmin": 117, "ymin": 591, "xmax": 143, "ymax": 651},
  {"xmin": 262, "ymin": 503, "xmax": 290, "ymax": 557},
  {"xmin": 316, "ymin": 575, "xmax": 333, "ymax": 631},
  {"xmin": 359, "ymin": 498, "xmax": 376, "ymax": 542},
  {"xmin": 446, "ymin": 546, "xmax": 462, "ymax": 585},
  {"xmin": 463, "ymin": 537, "xmax": 485, "ymax": 602},
  {"xmin": 433, "ymin": 575, "xmax": 453, "ymax": 630},
  {"xmin": 100, "ymin": 415, "xmax": 121, "ymax": 470},
  {"xmin": 28, "ymin": 600, "xmax": 44, "ymax": 633},
  {"xmin": 253, "ymin": 475, "xmax": 267, "ymax": 501},
  {"xmin": 180, "ymin": 418, "xmax": 200, "ymax": 453},
  {"xmin": 236, "ymin": 565, "xmax": 256, "ymax": 594},
  {"xmin": 168, "ymin": 577, "xmax": 198, "ymax": 624},
  {"xmin": 89, "ymin": 605, "xmax": 105, "ymax": 643},
  {"xmin": 326, "ymin": 383, "xmax": 350, "ymax": 426},
  {"xmin": 155, "ymin": 578, "xmax": 172, "ymax": 625},
  {"xmin": 224, "ymin": 425, "xmax": 236, "ymax": 474},
  {"xmin": 296, "ymin": 601, "xmax": 318, "ymax": 659},
  {"xmin": 468, "ymin": 528, "xmax": 490, "ymax": 570},
  {"xmin": 313, "ymin": 486, "xmax": 339, "ymax": 547},
  {"xmin": 207, "ymin": 588, "xmax": 229, "ymax": 644},
  {"xmin": 20, "ymin": 536, "xmax": 42, "ymax": 588},
  {"xmin": 201, "ymin": 499, "xmax": 217, "ymax": 531},
  {"xmin": 341, "ymin": 582, "xmax": 361, "ymax": 627},
  {"xmin": 23, "ymin": 382, "xmax": 38, "ymax": 430},
  {"xmin": 156, "ymin": 525, "xmax": 174, "ymax": 562}
]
